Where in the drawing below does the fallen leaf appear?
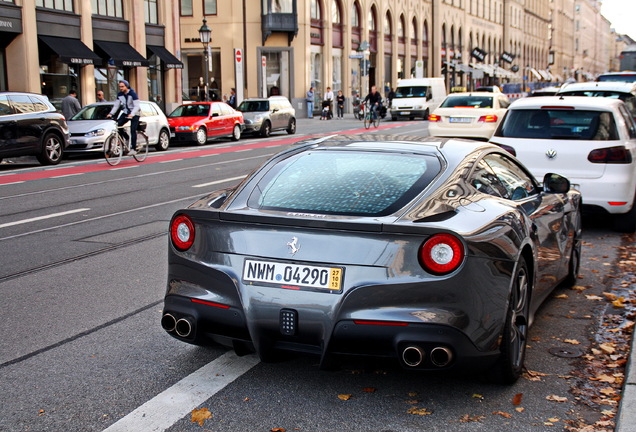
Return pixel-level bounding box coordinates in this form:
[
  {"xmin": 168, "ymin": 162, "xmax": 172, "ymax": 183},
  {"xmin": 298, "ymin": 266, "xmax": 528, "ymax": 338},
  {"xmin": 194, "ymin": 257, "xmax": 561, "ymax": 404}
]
[
  {"xmin": 612, "ymin": 298, "xmax": 626, "ymax": 308},
  {"xmin": 586, "ymin": 295, "xmax": 603, "ymax": 301},
  {"xmin": 459, "ymin": 414, "xmax": 485, "ymax": 423},
  {"xmin": 472, "ymin": 393, "xmax": 484, "ymax": 399},
  {"xmin": 191, "ymin": 408, "xmax": 212, "ymax": 426},
  {"xmin": 523, "ymin": 370, "xmax": 547, "ymax": 381},
  {"xmin": 600, "ymin": 388, "xmax": 616, "ymax": 396},
  {"xmin": 338, "ymin": 394, "xmax": 352, "ymax": 400},
  {"xmin": 515, "ymin": 407, "xmax": 525, "ymax": 413},
  {"xmin": 407, "ymin": 407, "xmax": 432, "ymax": 415},
  {"xmin": 564, "ymin": 339, "xmax": 580, "ymax": 345},
  {"xmin": 600, "ymin": 343, "xmax": 616, "ymax": 354},
  {"xmin": 38, "ymin": 409, "xmax": 45, "ymax": 416},
  {"xmin": 512, "ymin": 393, "xmax": 523, "ymax": 405},
  {"xmin": 493, "ymin": 411, "xmax": 513, "ymax": 418},
  {"xmin": 546, "ymin": 395, "xmax": 568, "ymax": 402},
  {"xmin": 554, "ymin": 294, "xmax": 568, "ymax": 299},
  {"xmin": 547, "ymin": 417, "xmax": 560, "ymax": 422},
  {"xmin": 271, "ymin": 428, "xmax": 287, "ymax": 432},
  {"xmin": 408, "ymin": 392, "xmax": 418, "ymax": 397},
  {"xmin": 544, "ymin": 422, "xmax": 554, "ymax": 426},
  {"xmin": 363, "ymin": 387, "xmax": 377, "ymax": 393},
  {"xmin": 405, "ymin": 400, "xmax": 419, "ymax": 404},
  {"xmin": 571, "ymin": 285, "xmax": 588, "ymax": 290},
  {"xmin": 603, "ymin": 292, "xmax": 618, "ymax": 301},
  {"xmin": 590, "ymin": 374, "xmax": 616, "ymax": 384},
  {"xmin": 243, "ymin": 397, "xmax": 250, "ymax": 402}
]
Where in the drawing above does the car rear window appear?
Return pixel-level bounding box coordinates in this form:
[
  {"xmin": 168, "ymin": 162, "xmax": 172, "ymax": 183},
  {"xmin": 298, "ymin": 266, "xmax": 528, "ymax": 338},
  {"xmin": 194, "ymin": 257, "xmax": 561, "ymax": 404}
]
[
  {"xmin": 250, "ymin": 150, "xmax": 441, "ymax": 216},
  {"xmin": 596, "ymin": 74, "xmax": 636, "ymax": 83},
  {"xmin": 440, "ymin": 96, "xmax": 493, "ymax": 108},
  {"xmin": 497, "ymin": 109, "xmax": 620, "ymax": 140},
  {"xmin": 169, "ymin": 104, "xmax": 209, "ymax": 117}
]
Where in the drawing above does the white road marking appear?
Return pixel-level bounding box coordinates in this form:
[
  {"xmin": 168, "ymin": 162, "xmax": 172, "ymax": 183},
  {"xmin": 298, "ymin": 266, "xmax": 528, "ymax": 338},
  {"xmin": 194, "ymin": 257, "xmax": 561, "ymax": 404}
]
[
  {"xmin": 193, "ymin": 175, "xmax": 245, "ymax": 188},
  {"xmin": 159, "ymin": 159, "xmax": 183, "ymax": 163},
  {"xmin": 102, "ymin": 352, "xmax": 259, "ymax": 432},
  {"xmin": 0, "ymin": 208, "xmax": 90, "ymax": 229}
]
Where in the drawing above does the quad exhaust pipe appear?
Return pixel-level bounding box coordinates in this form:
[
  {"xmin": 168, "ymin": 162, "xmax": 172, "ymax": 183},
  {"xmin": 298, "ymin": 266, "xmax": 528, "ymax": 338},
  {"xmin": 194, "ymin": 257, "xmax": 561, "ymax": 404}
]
[
  {"xmin": 401, "ymin": 345, "xmax": 453, "ymax": 368},
  {"xmin": 161, "ymin": 313, "xmax": 193, "ymax": 338}
]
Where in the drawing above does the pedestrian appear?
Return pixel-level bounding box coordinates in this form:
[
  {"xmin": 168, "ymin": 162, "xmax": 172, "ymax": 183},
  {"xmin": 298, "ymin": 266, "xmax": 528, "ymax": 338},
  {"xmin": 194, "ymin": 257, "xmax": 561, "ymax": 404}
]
[
  {"xmin": 387, "ymin": 87, "xmax": 395, "ymax": 107},
  {"xmin": 106, "ymin": 80, "xmax": 141, "ymax": 156},
  {"xmin": 61, "ymin": 90, "xmax": 81, "ymax": 120},
  {"xmin": 96, "ymin": 90, "xmax": 106, "ymax": 102},
  {"xmin": 323, "ymin": 86, "xmax": 334, "ymax": 120},
  {"xmin": 228, "ymin": 88, "xmax": 237, "ymax": 109},
  {"xmin": 306, "ymin": 86, "xmax": 314, "ymax": 118},
  {"xmin": 336, "ymin": 90, "xmax": 345, "ymax": 119}
]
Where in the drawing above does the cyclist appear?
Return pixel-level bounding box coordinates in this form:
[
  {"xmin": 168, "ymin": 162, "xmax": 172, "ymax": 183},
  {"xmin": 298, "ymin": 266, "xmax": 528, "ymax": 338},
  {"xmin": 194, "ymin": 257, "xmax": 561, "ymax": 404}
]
[
  {"xmin": 363, "ymin": 85, "xmax": 382, "ymax": 121},
  {"xmin": 107, "ymin": 80, "xmax": 141, "ymax": 155}
]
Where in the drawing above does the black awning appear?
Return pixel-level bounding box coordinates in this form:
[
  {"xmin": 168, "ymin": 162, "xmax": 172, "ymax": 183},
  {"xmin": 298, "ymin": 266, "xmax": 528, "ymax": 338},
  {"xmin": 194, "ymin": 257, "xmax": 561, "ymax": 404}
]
[
  {"xmin": 39, "ymin": 36, "xmax": 102, "ymax": 66},
  {"xmin": 147, "ymin": 45, "xmax": 183, "ymax": 69},
  {"xmin": 94, "ymin": 40, "xmax": 149, "ymax": 67}
]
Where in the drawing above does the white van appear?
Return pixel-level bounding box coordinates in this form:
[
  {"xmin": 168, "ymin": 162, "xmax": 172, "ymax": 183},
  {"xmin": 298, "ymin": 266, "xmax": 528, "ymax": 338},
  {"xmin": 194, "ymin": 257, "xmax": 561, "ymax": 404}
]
[{"xmin": 390, "ymin": 78, "xmax": 447, "ymax": 120}]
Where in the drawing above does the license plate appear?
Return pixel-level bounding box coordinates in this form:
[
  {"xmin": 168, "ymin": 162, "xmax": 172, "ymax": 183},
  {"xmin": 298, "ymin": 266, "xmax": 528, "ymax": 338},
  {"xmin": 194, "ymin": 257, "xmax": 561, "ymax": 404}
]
[
  {"xmin": 400, "ymin": 111, "xmax": 411, "ymax": 115},
  {"xmin": 449, "ymin": 117, "xmax": 472, "ymax": 123},
  {"xmin": 70, "ymin": 139, "xmax": 77, "ymax": 145},
  {"xmin": 243, "ymin": 259, "xmax": 343, "ymax": 292}
]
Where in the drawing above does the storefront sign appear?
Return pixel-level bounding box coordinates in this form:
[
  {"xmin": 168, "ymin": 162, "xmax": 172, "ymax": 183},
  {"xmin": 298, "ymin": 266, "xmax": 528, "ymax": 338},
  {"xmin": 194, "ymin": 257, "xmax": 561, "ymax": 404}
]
[
  {"xmin": 471, "ymin": 47, "xmax": 487, "ymax": 62},
  {"xmin": 70, "ymin": 58, "xmax": 95, "ymax": 65},
  {"xmin": 122, "ymin": 60, "xmax": 143, "ymax": 67},
  {"xmin": 500, "ymin": 52, "xmax": 514, "ymax": 64}
]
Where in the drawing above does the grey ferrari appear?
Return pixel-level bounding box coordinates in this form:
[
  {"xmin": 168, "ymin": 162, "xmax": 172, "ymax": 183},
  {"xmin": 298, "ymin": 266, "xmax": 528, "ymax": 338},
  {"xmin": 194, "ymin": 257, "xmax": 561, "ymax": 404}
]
[{"xmin": 162, "ymin": 135, "xmax": 581, "ymax": 384}]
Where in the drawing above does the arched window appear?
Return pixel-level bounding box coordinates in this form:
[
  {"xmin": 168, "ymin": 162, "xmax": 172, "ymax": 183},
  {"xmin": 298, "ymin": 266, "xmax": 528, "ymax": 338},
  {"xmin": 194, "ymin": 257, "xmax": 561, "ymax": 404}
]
[
  {"xmin": 332, "ymin": 0, "xmax": 340, "ymax": 23},
  {"xmin": 398, "ymin": 15, "xmax": 405, "ymax": 38},
  {"xmin": 384, "ymin": 11, "xmax": 392, "ymax": 35},
  {"xmin": 310, "ymin": 0, "xmax": 321, "ymax": 20},
  {"xmin": 351, "ymin": 1, "xmax": 360, "ymax": 27}
]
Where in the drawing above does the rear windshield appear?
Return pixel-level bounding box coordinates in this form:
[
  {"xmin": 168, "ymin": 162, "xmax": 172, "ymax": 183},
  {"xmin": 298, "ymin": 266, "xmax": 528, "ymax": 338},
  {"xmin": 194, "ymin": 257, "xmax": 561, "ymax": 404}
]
[
  {"xmin": 596, "ymin": 74, "xmax": 636, "ymax": 83},
  {"xmin": 237, "ymin": 101, "xmax": 269, "ymax": 112},
  {"xmin": 249, "ymin": 150, "xmax": 441, "ymax": 216},
  {"xmin": 497, "ymin": 109, "xmax": 620, "ymax": 140},
  {"xmin": 394, "ymin": 86, "xmax": 429, "ymax": 98},
  {"xmin": 169, "ymin": 104, "xmax": 209, "ymax": 117},
  {"xmin": 72, "ymin": 104, "xmax": 114, "ymax": 120},
  {"xmin": 440, "ymin": 96, "xmax": 493, "ymax": 108},
  {"xmin": 559, "ymin": 90, "xmax": 628, "ymax": 100}
]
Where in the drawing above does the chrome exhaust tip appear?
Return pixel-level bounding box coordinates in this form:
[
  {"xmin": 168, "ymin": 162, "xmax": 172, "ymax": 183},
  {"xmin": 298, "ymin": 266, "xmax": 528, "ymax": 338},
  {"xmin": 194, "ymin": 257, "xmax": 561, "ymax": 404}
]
[
  {"xmin": 175, "ymin": 318, "xmax": 193, "ymax": 338},
  {"xmin": 402, "ymin": 346, "xmax": 426, "ymax": 367},
  {"xmin": 161, "ymin": 313, "xmax": 177, "ymax": 332},
  {"xmin": 430, "ymin": 346, "xmax": 453, "ymax": 367}
]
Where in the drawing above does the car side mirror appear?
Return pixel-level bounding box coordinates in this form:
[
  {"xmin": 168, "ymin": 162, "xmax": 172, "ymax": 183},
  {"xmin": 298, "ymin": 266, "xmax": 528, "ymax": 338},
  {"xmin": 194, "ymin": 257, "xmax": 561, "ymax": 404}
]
[
  {"xmin": 543, "ymin": 173, "xmax": 570, "ymax": 194},
  {"xmin": 272, "ymin": 108, "xmax": 279, "ymax": 113}
]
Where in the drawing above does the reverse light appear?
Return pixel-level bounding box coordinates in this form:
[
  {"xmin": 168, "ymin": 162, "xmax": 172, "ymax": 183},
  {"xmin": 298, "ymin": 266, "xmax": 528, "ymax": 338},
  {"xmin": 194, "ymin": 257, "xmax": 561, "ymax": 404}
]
[
  {"xmin": 428, "ymin": 114, "xmax": 441, "ymax": 122},
  {"xmin": 478, "ymin": 115, "xmax": 498, "ymax": 123},
  {"xmin": 171, "ymin": 214, "xmax": 195, "ymax": 251},
  {"xmin": 587, "ymin": 146, "xmax": 633, "ymax": 164},
  {"xmin": 419, "ymin": 233, "xmax": 465, "ymax": 275}
]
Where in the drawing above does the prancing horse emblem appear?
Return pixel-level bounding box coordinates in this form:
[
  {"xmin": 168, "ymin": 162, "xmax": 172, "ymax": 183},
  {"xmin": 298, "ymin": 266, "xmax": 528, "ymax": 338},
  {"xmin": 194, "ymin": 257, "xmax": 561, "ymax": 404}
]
[{"xmin": 287, "ymin": 237, "xmax": 300, "ymax": 255}]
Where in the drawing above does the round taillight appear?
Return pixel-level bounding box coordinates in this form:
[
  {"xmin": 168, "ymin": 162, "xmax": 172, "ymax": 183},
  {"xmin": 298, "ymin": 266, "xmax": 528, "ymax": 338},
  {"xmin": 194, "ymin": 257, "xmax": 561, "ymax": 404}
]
[
  {"xmin": 419, "ymin": 233, "xmax": 465, "ymax": 275},
  {"xmin": 171, "ymin": 214, "xmax": 195, "ymax": 251}
]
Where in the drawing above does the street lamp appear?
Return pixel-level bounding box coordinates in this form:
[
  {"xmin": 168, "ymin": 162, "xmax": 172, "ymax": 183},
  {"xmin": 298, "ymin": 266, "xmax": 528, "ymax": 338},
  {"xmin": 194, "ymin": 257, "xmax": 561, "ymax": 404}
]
[{"xmin": 198, "ymin": 19, "xmax": 212, "ymax": 101}]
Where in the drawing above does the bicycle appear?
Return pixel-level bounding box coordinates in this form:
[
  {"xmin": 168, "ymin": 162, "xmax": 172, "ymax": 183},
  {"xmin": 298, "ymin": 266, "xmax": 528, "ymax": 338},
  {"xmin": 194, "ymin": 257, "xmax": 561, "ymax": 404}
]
[
  {"xmin": 103, "ymin": 120, "xmax": 149, "ymax": 166},
  {"xmin": 363, "ymin": 102, "xmax": 380, "ymax": 129}
]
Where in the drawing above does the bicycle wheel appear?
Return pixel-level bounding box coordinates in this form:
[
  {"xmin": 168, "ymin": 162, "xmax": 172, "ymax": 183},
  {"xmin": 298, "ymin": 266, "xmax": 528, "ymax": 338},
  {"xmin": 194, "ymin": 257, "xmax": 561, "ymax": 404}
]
[
  {"xmin": 373, "ymin": 114, "xmax": 380, "ymax": 128},
  {"xmin": 104, "ymin": 134, "xmax": 123, "ymax": 166},
  {"xmin": 364, "ymin": 113, "xmax": 371, "ymax": 129},
  {"xmin": 133, "ymin": 132, "xmax": 149, "ymax": 162}
]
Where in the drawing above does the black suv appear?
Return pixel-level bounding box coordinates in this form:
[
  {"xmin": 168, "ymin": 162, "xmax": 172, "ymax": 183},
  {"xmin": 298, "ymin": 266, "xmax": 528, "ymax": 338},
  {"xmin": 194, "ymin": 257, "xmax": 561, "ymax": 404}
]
[{"xmin": 0, "ymin": 92, "xmax": 70, "ymax": 165}]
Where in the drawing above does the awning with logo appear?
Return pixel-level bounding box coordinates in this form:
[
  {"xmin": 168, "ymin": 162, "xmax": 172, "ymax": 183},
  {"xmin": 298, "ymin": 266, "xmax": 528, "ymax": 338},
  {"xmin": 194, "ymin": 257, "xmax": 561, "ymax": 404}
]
[
  {"xmin": 94, "ymin": 40, "xmax": 149, "ymax": 67},
  {"xmin": 39, "ymin": 35, "xmax": 102, "ymax": 66},
  {"xmin": 147, "ymin": 45, "xmax": 183, "ymax": 69}
]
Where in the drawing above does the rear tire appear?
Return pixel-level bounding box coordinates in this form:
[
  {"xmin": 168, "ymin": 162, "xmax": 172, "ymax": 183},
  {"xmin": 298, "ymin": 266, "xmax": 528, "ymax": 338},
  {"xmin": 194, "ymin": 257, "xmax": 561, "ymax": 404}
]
[
  {"xmin": 286, "ymin": 118, "xmax": 296, "ymax": 134},
  {"xmin": 195, "ymin": 127, "xmax": 207, "ymax": 145},
  {"xmin": 104, "ymin": 134, "xmax": 123, "ymax": 166},
  {"xmin": 155, "ymin": 129, "xmax": 170, "ymax": 151},
  {"xmin": 133, "ymin": 132, "xmax": 149, "ymax": 162},
  {"xmin": 37, "ymin": 132, "xmax": 64, "ymax": 165},
  {"xmin": 231, "ymin": 124, "xmax": 241, "ymax": 141}
]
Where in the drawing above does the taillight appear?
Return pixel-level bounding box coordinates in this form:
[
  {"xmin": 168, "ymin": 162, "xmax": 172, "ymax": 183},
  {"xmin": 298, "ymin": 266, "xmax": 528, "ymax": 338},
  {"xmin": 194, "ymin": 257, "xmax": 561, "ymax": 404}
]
[
  {"xmin": 428, "ymin": 114, "xmax": 441, "ymax": 122},
  {"xmin": 587, "ymin": 146, "xmax": 633, "ymax": 164},
  {"xmin": 419, "ymin": 233, "xmax": 465, "ymax": 275},
  {"xmin": 171, "ymin": 214, "xmax": 195, "ymax": 251},
  {"xmin": 478, "ymin": 115, "xmax": 498, "ymax": 123}
]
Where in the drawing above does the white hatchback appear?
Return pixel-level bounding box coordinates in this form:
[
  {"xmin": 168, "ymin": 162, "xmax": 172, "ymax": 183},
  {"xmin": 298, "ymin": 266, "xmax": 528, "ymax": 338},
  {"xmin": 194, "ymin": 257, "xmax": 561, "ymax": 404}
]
[
  {"xmin": 428, "ymin": 92, "xmax": 510, "ymax": 140},
  {"xmin": 489, "ymin": 96, "xmax": 636, "ymax": 232}
]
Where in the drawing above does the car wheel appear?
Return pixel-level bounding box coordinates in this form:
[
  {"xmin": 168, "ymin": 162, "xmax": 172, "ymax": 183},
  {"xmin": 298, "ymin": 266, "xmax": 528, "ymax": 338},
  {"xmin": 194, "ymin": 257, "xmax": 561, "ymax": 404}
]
[
  {"xmin": 36, "ymin": 132, "xmax": 64, "ymax": 165},
  {"xmin": 260, "ymin": 121, "xmax": 271, "ymax": 137},
  {"xmin": 391, "ymin": 116, "xmax": 397, "ymax": 121},
  {"xmin": 286, "ymin": 118, "xmax": 296, "ymax": 134},
  {"xmin": 613, "ymin": 195, "xmax": 636, "ymax": 233},
  {"xmin": 155, "ymin": 129, "xmax": 170, "ymax": 151},
  {"xmin": 231, "ymin": 124, "xmax": 241, "ymax": 141},
  {"xmin": 196, "ymin": 127, "xmax": 207, "ymax": 145},
  {"xmin": 490, "ymin": 259, "xmax": 529, "ymax": 385}
]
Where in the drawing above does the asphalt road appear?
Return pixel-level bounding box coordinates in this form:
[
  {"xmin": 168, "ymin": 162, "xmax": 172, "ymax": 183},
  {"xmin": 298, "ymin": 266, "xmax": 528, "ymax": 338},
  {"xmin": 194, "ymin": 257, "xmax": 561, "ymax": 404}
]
[{"xmin": 0, "ymin": 117, "xmax": 632, "ymax": 432}]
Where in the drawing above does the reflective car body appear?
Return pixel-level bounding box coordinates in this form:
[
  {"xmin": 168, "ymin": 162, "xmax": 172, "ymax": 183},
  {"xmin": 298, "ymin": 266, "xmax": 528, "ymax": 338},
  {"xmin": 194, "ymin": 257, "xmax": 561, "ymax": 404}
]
[
  {"xmin": 489, "ymin": 96, "xmax": 636, "ymax": 232},
  {"xmin": 67, "ymin": 101, "xmax": 171, "ymax": 153},
  {"xmin": 0, "ymin": 91, "xmax": 69, "ymax": 165},
  {"xmin": 237, "ymin": 96, "xmax": 296, "ymax": 137},
  {"xmin": 428, "ymin": 92, "xmax": 510, "ymax": 140},
  {"xmin": 162, "ymin": 135, "xmax": 581, "ymax": 383},
  {"xmin": 168, "ymin": 102, "xmax": 244, "ymax": 145},
  {"xmin": 556, "ymin": 81, "xmax": 636, "ymax": 121}
]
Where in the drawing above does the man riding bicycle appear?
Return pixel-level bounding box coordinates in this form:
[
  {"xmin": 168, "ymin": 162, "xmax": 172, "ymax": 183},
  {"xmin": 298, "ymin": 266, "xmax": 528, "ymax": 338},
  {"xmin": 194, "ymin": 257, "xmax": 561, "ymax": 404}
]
[
  {"xmin": 363, "ymin": 85, "xmax": 382, "ymax": 120},
  {"xmin": 107, "ymin": 80, "xmax": 141, "ymax": 155}
]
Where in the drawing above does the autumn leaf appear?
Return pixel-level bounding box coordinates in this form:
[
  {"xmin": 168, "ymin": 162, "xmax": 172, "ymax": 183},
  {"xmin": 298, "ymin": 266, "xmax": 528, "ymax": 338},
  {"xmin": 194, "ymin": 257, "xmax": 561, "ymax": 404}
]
[
  {"xmin": 612, "ymin": 298, "xmax": 626, "ymax": 308},
  {"xmin": 546, "ymin": 395, "xmax": 568, "ymax": 402},
  {"xmin": 571, "ymin": 285, "xmax": 588, "ymax": 290},
  {"xmin": 600, "ymin": 388, "xmax": 616, "ymax": 396},
  {"xmin": 405, "ymin": 400, "xmax": 419, "ymax": 404},
  {"xmin": 600, "ymin": 343, "xmax": 616, "ymax": 354},
  {"xmin": 38, "ymin": 409, "xmax": 45, "ymax": 416},
  {"xmin": 512, "ymin": 393, "xmax": 523, "ymax": 406},
  {"xmin": 459, "ymin": 414, "xmax": 485, "ymax": 423},
  {"xmin": 523, "ymin": 370, "xmax": 547, "ymax": 381},
  {"xmin": 564, "ymin": 339, "xmax": 580, "ymax": 345},
  {"xmin": 407, "ymin": 407, "xmax": 432, "ymax": 415},
  {"xmin": 271, "ymin": 428, "xmax": 287, "ymax": 432},
  {"xmin": 586, "ymin": 295, "xmax": 603, "ymax": 301},
  {"xmin": 493, "ymin": 411, "xmax": 513, "ymax": 418},
  {"xmin": 590, "ymin": 374, "xmax": 616, "ymax": 384},
  {"xmin": 603, "ymin": 292, "xmax": 618, "ymax": 301},
  {"xmin": 472, "ymin": 393, "xmax": 484, "ymax": 400},
  {"xmin": 191, "ymin": 408, "xmax": 212, "ymax": 426},
  {"xmin": 408, "ymin": 392, "xmax": 418, "ymax": 397},
  {"xmin": 547, "ymin": 417, "xmax": 560, "ymax": 422},
  {"xmin": 338, "ymin": 394, "xmax": 352, "ymax": 400},
  {"xmin": 515, "ymin": 407, "xmax": 525, "ymax": 413},
  {"xmin": 362, "ymin": 387, "xmax": 376, "ymax": 393},
  {"xmin": 554, "ymin": 293, "xmax": 568, "ymax": 299}
]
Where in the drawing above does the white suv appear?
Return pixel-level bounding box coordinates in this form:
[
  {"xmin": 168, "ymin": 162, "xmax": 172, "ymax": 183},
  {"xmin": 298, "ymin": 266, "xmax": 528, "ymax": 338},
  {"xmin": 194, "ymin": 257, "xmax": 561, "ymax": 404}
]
[{"xmin": 489, "ymin": 96, "xmax": 636, "ymax": 232}]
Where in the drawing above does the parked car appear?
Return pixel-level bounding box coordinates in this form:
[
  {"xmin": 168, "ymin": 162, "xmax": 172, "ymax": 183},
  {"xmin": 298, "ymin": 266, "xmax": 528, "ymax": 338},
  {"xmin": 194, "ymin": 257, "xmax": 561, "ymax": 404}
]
[
  {"xmin": 168, "ymin": 102, "xmax": 244, "ymax": 145},
  {"xmin": 390, "ymin": 77, "xmax": 447, "ymax": 120},
  {"xmin": 67, "ymin": 101, "xmax": 171, "ymax": 153},
  {"xmin": 236, "ymin": 96, "xmax": 296, "ymax": 137},
  {"xmin": 557, "ymin": 81, "xmax": 636, "ymax": 120},
  {"xmin": 489, "ymin": 96, "xmax": 636, "ymax": 232},
  {"xmin": 162, "ymin": 134, "xmax": 581, "ymax": 384},
  {"xmin": 428, "ymin": 91, "xmax": 510, "ymax": 140},
  {"xmin": 528, "ymin": 86, "xmax": 561, "ymax": 97},
  {"xmin": 0, "ymin": 92, "xmax": 69, "ymax": 165},
  {"xmin": 595, "ymin": 72, "xmax": 636, "ymax": 83}
]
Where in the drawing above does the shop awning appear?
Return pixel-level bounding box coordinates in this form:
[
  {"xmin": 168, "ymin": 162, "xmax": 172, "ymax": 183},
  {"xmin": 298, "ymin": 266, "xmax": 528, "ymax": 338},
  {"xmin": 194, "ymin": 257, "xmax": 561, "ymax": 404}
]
[
  {"xmin": 529, "ymin": 68, "xmax": 542, "ymax": 81},
  {"xmin": 39, "ymin": 35, "xmax": 102, "ymax": 66},
  {"xmin": 147, "ymin": 45, "xmax": 183, "ymax": 69},
  {"xmin": 94, "ymin": 40, "xmax": 149, "ymax": 67}
]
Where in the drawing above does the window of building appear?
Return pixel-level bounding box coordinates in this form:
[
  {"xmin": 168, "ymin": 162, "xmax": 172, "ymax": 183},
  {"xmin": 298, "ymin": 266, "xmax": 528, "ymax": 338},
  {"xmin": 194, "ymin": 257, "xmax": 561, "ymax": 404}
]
[
  {"xmin": 204, "ymin": 0, "xmax": 217, "ymax": 15},
  {"xmin": 267, "ymin": 0, "xmax": 292, "ymax": 13},
  {"xmin": 144, "ymin": 0, "xmax": 158, "ymax": 24},
  {"xmin": 351, "ymin": 1, "xmax": 360, "ymax": 27},
  {"xmin": 37, "ymin": 0, "xmax": 73, "ymax": 11},
  {"xmin": 310, "ymin": 0, "xmax": 320, "ymax": 20},
  {"xmin": 332, "ymin": 0, "xmax": 340, "ymax": 23},
  {"xmin": 180, "ymin": 0, "xmax": 193, "ymax": 16},
  {"xmin": 383, "ymin": 12, "xmax": 391, "ymax": 35},
  {"xmin": 91, "ymin": 0, "xmax": 123, "ymax": 17}
]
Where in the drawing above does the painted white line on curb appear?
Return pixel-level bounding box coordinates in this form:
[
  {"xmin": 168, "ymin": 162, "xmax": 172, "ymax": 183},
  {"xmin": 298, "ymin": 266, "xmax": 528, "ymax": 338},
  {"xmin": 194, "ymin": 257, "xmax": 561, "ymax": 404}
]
[
  {"xmin": 102, "ymin": 352, "xmax": 259, "ymax": 432},
  {"xmin": 192, "ymin": 175, "xmax": 245, "ymax": 188},
  {"xmin": 0, "ymin": 208, "xmax": 90, "ymax": 229}
]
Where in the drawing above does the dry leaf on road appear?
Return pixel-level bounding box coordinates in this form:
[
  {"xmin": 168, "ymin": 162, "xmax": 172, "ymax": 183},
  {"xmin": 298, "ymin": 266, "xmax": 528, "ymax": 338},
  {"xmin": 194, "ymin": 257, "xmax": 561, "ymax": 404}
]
[{"xmin": 191, "ymin": 408, "xmax": 212, "ymax": 426}]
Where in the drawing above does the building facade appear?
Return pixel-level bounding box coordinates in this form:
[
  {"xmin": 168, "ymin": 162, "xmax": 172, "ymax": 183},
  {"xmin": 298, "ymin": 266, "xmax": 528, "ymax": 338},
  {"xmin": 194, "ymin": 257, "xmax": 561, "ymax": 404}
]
[{"xmin": 0, "ymin": 0, "xmax": 182, "ymax": 111}]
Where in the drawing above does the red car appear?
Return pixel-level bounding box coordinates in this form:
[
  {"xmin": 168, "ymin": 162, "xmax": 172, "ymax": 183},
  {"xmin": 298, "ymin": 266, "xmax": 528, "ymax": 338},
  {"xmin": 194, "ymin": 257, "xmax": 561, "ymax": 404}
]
[{"xmin": 168, "ymin": 102, "xmax": 244, "ymax": 145}]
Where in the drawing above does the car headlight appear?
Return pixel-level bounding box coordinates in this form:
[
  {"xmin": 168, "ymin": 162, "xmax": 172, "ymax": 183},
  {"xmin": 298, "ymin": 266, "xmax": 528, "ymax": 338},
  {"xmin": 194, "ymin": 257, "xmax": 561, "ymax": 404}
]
[
  {"xmin": 177, "ymin": 125, "xmax": 195, "ymax": 131},
  {"xmin": 85, "ymin": 128, "xmax": 105, "ymax": 137},
  {"xmin": 414, "ymin": 105, "xmax": 422, "ymax": 110},
  {"xmin": 253, "ymin": 114, "xmax": 265, "ymax": 123}
]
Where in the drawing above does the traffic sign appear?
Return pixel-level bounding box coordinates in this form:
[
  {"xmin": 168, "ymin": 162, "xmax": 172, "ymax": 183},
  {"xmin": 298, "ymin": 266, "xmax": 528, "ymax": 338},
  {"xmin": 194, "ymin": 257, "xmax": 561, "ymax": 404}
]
[{"xmin": 235, "ymin": 49, "xmax": 242, "ymax": 63}]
